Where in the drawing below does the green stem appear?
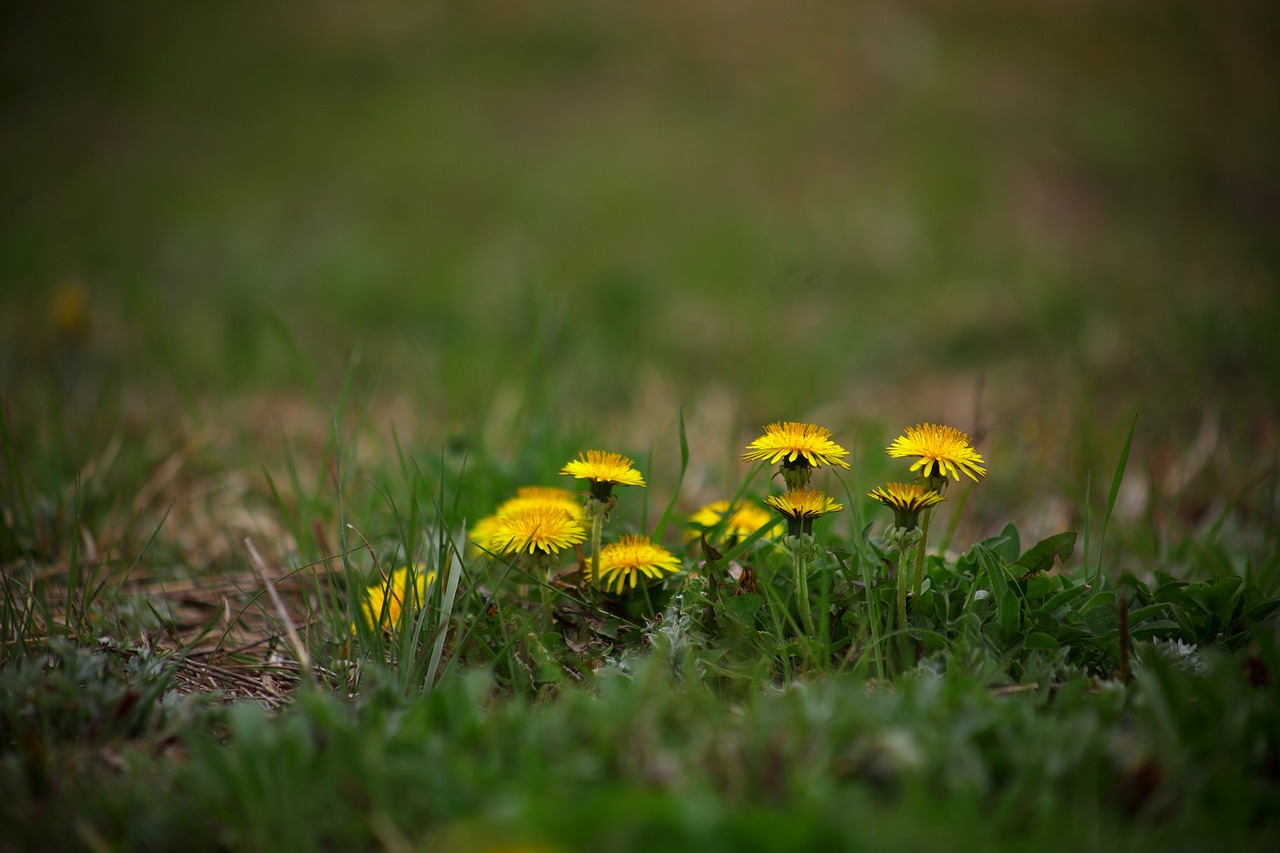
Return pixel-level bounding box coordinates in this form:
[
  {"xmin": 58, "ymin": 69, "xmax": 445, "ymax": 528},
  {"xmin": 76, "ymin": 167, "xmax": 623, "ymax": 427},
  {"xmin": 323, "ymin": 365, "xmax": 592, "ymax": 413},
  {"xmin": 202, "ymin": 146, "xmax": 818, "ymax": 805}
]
[
  {"xmin": 590, "ymin": 512, "xmax": 603, "ymax": 588},
  {"xmin": 896, "ymin": 540, "xmax": 918, "ymax": 667},
  {"xmin": 912, "ymin": 506, "xmax": 935, "ymax": 602},
  {"xmin": 793, "ymin": 547, "xmax": 815, "ymax": 638},
  {"xmin": 896, "ymin": 543, "xmax": 909, "ymax": 643},
  {"xmin": 540, "ymin": 571, "xmax": 553, "ymax": 633}
]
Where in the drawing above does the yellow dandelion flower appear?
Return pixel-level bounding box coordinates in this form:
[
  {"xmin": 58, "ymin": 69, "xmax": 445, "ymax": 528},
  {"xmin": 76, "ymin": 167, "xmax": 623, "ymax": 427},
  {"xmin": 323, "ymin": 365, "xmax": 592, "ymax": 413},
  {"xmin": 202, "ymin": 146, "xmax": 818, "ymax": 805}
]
[
  {"xmin": 886, "ymin": 423, "xmax": 986, "ymax": 482},
  {"xmin": 357, "ymin": 565, "xmax": 436, "ymax": 633},
  {"xmin": 560, "ymin": 450, "xmax": 646, "ymax": 489},
  {"xmin": 592, "ymin": 534, "xmax": 683, "ymax": 595},
  {"xmin": 470, "ymin": 486, "xmax": 587, "ymax": 555},
  {"xmin": 50, "ymin": 279, "xmax": 92, "ymax": 343},
  {"xmin": 469, "ymin": 512, "xmax": 506, "ymax": 554},
  {"xmin": 868, "ymin": 482, "xmax": 946, "ymax": 530},
  {"xmin": 764, "ymin": 488, "xmax": 844, "ymax": 519},
  {"xmin": 686, "ymin": 499, "xmax": 780, "ymax": 543},
  {"xmin": 489, "ymin": 505, "xmax": 587, "ymax": 556},
  {"xmin": 510, "ymin": 486, "xmax": 585, "ymax": 518},
  {"xmin": 764, "ymin": 487, "xmax": 844, "ymax": 537},
  {"xmin": 742, "ymin": 422, "xmax": 850, "ymax": 488}
]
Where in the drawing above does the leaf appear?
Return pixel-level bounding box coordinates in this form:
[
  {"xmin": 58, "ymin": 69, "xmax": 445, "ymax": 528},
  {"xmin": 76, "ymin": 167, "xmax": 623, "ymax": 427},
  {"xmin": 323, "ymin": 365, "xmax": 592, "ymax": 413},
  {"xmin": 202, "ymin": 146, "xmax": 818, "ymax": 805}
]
[
  {"xmin": 1119, "ymin": 572, "xmax": 1153, "ymax": 600},
  {"xmin": 1127, "ymin": 603, "xmax": 1171, "ymax": 624},
  {"xmin": 1014, "ymin": 532, "xmax": 1077, "ymax": 579},
  {"xmin": 1079, "ymin": 590, "xmax": 1117, "ymax": 614},
  {"xmin": 982, "ymin": 522, "xmax": 1022, "ymax": 565},
  {"xmin": 721, "ymin": 593, "xmax": 765, "ymax": 625},
  {"xmin": 1043, "ymin": 584, "xmax": 1089, "ymax": 614},
  {"xmin": 999, "ymin": 593, "xmax": 1021, "ymax": 637},
  {"xmin": 1024, "ymin": 575, "xmax": 1056, "ymax": 602},
  {"xmin": 1096, "ymin": 413, "xmax": 1137, "ymax": 586},
  {"xmin": 651, "ymin": 406, "xmax": 689, "ymax": 542},
  {"xmin": 702, "ymin": 533, "xmax": 726, "ymax": 603},
  {"xmin": 1129, "ymin": 620, "xmax": 1184, "ymax": 640},
  {"xmin": 525, "ymin": 632, "xmax": 563, "ymax": 684},
  {"xmin": 1024, "ymin": 631, "xmax": 1061, "ymax": 651},
  {"xmin": 1244, "ymin": 596, "xmax": 1280, "ymax": 623},
  {"xmin": 1200, "ymin": 576, "xmax": 1244, "ymax": 622},
  {"xmin": 975, "ymin": 545, "xmax": 1020, "ymax": 634}
]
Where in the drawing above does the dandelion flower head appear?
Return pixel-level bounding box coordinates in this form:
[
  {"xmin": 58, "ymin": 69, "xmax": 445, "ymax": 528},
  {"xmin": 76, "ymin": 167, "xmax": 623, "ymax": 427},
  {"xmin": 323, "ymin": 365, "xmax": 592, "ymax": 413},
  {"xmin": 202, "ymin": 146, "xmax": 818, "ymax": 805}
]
[
  {"xmin": 868, "ymin": 482, "xmax": 946, "ymax": 529},
  {"xmin": 764, "ymin": 487, "xmax": 845, "ymax": 520},
  {"xmin": 886, "ymin": 423, "xmax": 986, "ymax": 482},
  {"xmin": 560, "ymin": 450, "xmax": 647, "ymax": 488},
  {"xmin": 742, "ymin": 422, "xmax": 851, "ymax": 470},
  {"xmin": 470, "ymin": 486, "xmax": 586, "ymax": 554},
  {"xmin": 509, "ymin": 486, "xmax": 585, "ymax": 518},
  {"xmin": 593, "ymin": 534, "xmax": 682, "ymax": 595},
  {"xmin": 686, "ymin": 499, "xmax": 779, "ymax": 542},
  {"xmin": 489, "ymin": 505, "xmax": 587, "ymax": 556},
  {"xmin": 358, "ymin": 565, "xmax": 436, "ymax": 633}
]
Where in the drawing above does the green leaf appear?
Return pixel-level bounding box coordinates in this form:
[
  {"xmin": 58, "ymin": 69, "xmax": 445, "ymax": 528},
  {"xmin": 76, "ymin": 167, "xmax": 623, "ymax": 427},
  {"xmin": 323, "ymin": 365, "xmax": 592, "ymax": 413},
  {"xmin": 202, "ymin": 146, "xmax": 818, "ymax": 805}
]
[
  {"xmin": 1024, "ymin": 631, "xmax": 1061, "ymax": 651},
  {"xmin": 975, "ymin": 545, "xmax": 1021, "ymax": 635},
  {"xmin": 721, "ymin": 593, "xmax": 765, "ymax": 625},
  {"xmin": 526, "ymin": 633, "xmax": 563, "ymax": 684},
  {"xmin": 983, "ymin": 522, "xmax": 1022, "ymax": 564},
  {"xmin": 1043, "ymin": 584, "xmax": 1089, "ymax": 614},
  {"xmin": 1024, "ymin": 575, "xmax": 1056, "ymax": 602},
  {"xmin": 1096, "ymin": 413, "xmax": 1137, "ymax": 586},
  {"xmin": 1013, "ymin": 532, "xmax": 1077, "ymax": 578},
  {"xmin": 999, "ymin": 591, "xmax": 1021, "ymax": 636},
  {"xmin": 702, "ymin": 533, "xmax": 725, "ymax": 603},
  {"xmin": 1079, "ymin": 590, "xmax": 1117, "ymax": 614},
  {"xmin": 1243, "ymin": 596, "xmax": 1280, "ymax": 623},
  {"xmin": 1119, "ymin": 572, "xmax": 1153, "ymax": 601},
  {"xmin": 1127, "ymin": 603, "xmax": 1171, "ymax": 624},
  {"xmin": 1200, "ymin": 576, "xmax": 1244, "ymax": 622},
  {"xmin": 1130, "ymin": 620, "xmax": 1184, "ymax": 640},
  {"xmin": 652, "ymin": 405, "xmax": 689, "ymax": 542}
]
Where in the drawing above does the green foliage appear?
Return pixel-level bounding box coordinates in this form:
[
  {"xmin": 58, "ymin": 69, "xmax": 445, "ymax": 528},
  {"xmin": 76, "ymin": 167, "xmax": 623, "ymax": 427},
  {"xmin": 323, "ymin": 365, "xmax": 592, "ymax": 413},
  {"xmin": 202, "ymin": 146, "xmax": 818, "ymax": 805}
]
[
  {"xmin": 4, "ymin": 633, "xmax": 1277, "ymax": 851},
  {"xmin": 4, "ymin": 396, "xmax": 1278, "ymax": 850}
]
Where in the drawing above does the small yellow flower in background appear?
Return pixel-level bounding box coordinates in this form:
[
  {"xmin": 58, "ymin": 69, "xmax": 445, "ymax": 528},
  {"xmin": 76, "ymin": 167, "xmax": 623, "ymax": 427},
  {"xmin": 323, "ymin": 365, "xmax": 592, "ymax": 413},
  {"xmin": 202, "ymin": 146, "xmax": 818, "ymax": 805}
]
[
  {"xmin": 592, "ymin": 534, "xmax": 683, "ymax": 595},
  {"xmin": 489, "ymin": 505, "xmax": 587, "ymax": 556},
  {"xmin": 469, "ymin": 513, "xmax": 506, "ymax": 554},
  {"xmin": 358, "ymin": 565, "xmax": 436, "ymax": 633},
  {"xmin": 686, "ymin": 499, "xmax": 780, "ymax": 543},
  {"xmin": 764, "ymin": 487, "xmax": 844, "ymax": 537},
  {"xmin": 742, "ymin": 422, "xmax": 850, "ymax": 489},
  {"xmin": 49, "ymin": 279, "xmax": 92, "ymax": 344},
  {"xmin": 868, "ymin": 482, "xmax": 946, "ymax": 530},
  {"xmin": 507, "ymin": 486, "xmax": 585, "ymax": 519},
  {"xmin": 470, "ymin": 486, "xmax": 586, "ymax": 555},
  {"xmin": 560, "ymin": 450, "xmax": 647, "ymax": 498},
  {"xmin": 886, "ymin": 423, "xmax": 986, "ymax": 483}
]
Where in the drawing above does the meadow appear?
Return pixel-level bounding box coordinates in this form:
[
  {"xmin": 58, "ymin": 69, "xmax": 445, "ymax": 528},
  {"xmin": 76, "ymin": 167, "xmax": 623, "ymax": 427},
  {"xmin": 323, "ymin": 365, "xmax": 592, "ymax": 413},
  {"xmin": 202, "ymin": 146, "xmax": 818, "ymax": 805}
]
[{"xmin": 2, "ymin": 2, "xmax": 1279, "ymax": 850}]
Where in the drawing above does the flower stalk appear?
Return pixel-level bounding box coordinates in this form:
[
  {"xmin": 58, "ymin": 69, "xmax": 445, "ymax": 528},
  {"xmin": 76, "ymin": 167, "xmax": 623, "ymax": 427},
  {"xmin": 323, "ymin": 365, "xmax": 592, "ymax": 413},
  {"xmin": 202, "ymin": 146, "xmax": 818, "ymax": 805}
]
[
  {"xmin": 912, "ymin": 504, "xmax": 934, "ymax": 602},
  {"xmin": 785, "ymin": 534, "xmax": 818, "ymax": 637},
  {"xmin": 886, "ymin": 525, "xmax": 922, "ymax": 663},
  {"xmin": 589, "ymin": 507, "xmax": 604, "ymax": 590}
]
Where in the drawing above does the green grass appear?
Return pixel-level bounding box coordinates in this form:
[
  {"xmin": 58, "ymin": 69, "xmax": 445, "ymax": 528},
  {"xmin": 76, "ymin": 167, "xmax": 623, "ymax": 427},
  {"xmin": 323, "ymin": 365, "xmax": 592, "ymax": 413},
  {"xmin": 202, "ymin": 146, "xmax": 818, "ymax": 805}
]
[
  {"xmin": 3, "ymin": 414, "xmax": 1278, "ymax": 850},
  {"xmin": 2, "ymin": 1, "xmax": 1280, "ymax": 850}
]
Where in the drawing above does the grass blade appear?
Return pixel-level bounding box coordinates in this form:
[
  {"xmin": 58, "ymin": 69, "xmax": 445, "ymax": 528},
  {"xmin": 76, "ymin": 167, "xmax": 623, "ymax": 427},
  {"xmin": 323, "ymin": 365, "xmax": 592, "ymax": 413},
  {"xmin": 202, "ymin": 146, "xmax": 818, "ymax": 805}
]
[
  {"xmin": 425, "ymin": 537, "xmax": 464, "ymax": 690},
  {"xmin": 652, "ymin": 405, "xmax": 689, "ymax": 542},
  {"xmin": 1097, "ymin": 414, "xmax": 1137, "ymax": 587}
]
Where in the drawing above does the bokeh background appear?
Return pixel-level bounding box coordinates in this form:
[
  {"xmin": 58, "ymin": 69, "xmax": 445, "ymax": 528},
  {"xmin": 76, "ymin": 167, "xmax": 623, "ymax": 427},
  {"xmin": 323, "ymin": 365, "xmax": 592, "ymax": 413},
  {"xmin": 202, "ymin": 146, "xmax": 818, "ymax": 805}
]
[{"xmin": 3, "ymin": 1, "xmax": 1278, "ymax": 557}]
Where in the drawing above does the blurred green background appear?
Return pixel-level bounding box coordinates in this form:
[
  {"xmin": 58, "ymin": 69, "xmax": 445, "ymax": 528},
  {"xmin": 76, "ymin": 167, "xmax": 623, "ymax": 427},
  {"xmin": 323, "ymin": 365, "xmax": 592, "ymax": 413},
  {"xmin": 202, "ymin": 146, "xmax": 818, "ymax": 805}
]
[{"xmin": 3, "ymin": 0, "xmax": 1278, "ymax": 542}]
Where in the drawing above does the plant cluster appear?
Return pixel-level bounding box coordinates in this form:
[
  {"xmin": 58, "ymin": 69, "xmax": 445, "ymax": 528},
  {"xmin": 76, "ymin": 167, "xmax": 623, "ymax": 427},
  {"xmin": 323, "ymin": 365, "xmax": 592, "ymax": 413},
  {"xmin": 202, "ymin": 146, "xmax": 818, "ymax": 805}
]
[{"xmin": 341, "ymin": 420, "xmax": 1278, "ymax": 695}]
